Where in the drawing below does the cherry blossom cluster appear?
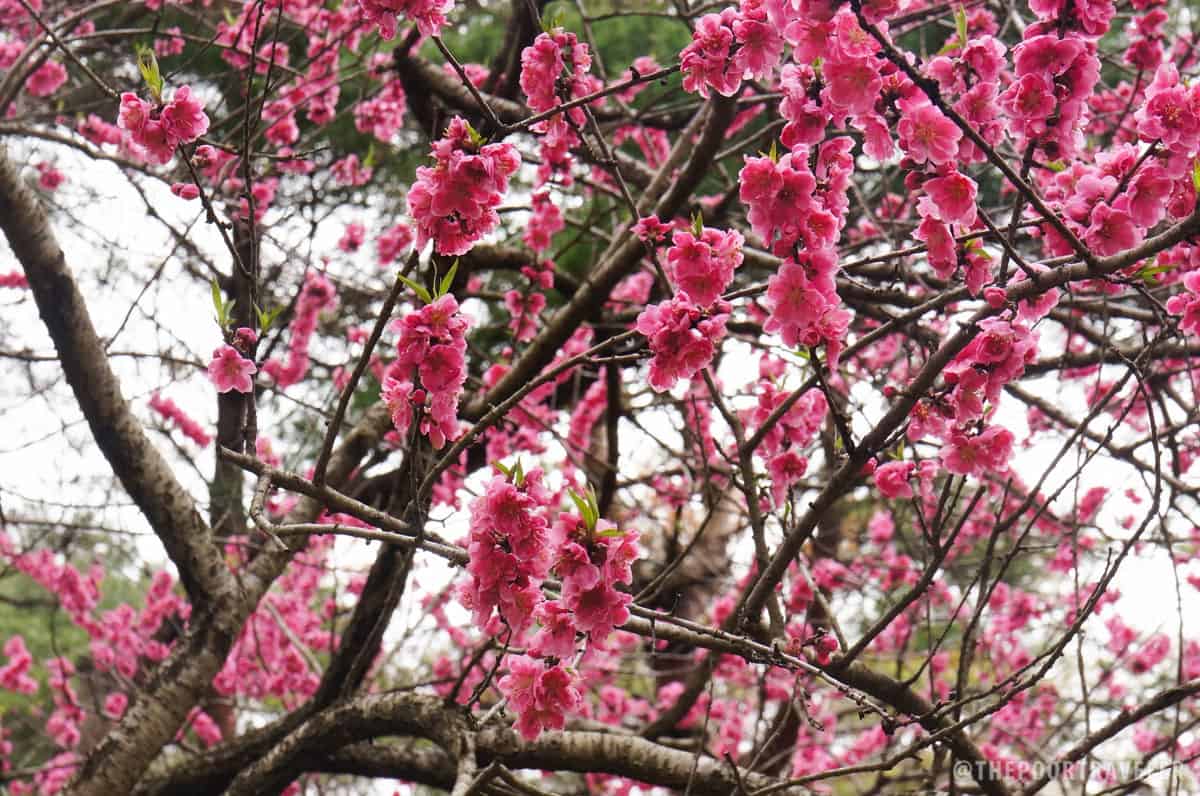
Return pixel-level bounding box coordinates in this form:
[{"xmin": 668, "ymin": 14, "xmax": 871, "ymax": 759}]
[
  {"xmin": 461, "ymin": 466, "xmax": 640, "ymax": 739},
  {"xmin": 148, "ymin": 392, "xmax": 212, "ymax": 447},
  {"xmin": 263, "ymin": 272, "xmax": 338, "ymax": 389},
  {"xmin": 520, "ymin": 29, "xmax": 599, "ymax": 186},
  {"xmin": 356, "ymin": 0, "xmax": 452, "ymax": 39},
  {"xmin": 407, "ymin": 117, "xmax": 521, "ymax": 256},
  {"xmin": 634, "ymin": 224, "xmax": 744, "ymax": 392},
  {"xmin": 116, "ymin": 86, "xmax": 210, "ymax": 165},
  {"xmin": 383, "ymin": 293, "xmax": 470, "ymax": 448}
]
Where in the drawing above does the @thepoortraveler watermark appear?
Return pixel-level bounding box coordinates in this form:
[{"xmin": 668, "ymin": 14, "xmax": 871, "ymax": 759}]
[{"xmin": 952, "ymin": 757, "xmax": 1185, "ymax": 786}]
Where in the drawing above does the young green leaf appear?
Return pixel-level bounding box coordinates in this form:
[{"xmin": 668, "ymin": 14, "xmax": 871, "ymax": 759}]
[
  {"xmin": 691, "ymin": 211, "xmax": 704, "ymax": 237},
  {"xmin": 438, "ymin": 259, "xmax": 459, "ymax": 298},
  {"xmin": 1192, "ymin": 157, "xmax": 1200, "ymax": 193},
  {"xmin": 955, "ymin": 4, "xmax": 968, "ymax": 45},
  {"xmin": 398, "ymin": 274, "xmax": 433, "ymax": 304},
  {"xmin": 135, "ymin": 45, "xmax": 163, "ymax": 103}
]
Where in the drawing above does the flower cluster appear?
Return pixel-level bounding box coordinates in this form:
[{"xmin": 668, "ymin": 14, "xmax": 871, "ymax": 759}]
[
  {"xmin": 117, "ymin": 86, "xmax": 209, "ymax": 165},
  {"xmin": 148, "ymin": 393, "xmax": 212, "ymax": 447},
  {"xmin": 664, "ymin": 227, "xmax": 743, "ymax": 306},
  {"xmin": 384, "ymin": 294, "xmax": 470, "ymax": 448},
  {"xmin": 460, "ymin": 468, "xmax": 555, "ymax": 637},
  {"xmin": 407, "ymin": 117, "xmax": 520, "ymax": 256},
  {"xmin": 263, "ymin": 272, "xmax": 338, "ymax": 389},
  {"xmin": 519, "ymin": 29, "xmax": 597, "ymax": 187},
  {"xmin": 636, "ymin": 296, "xmax": 729, "ymax": 392},
  {"xmin": 680, "ymin": 0, "xmax": 783, "ymax": 98},
  {"xmin": 498, "ymin": 655, "xmax": 583, "ymax": 740},
  {"xmin": 356, "ymin": 0, "xmax": 453, "ymax": 39}
]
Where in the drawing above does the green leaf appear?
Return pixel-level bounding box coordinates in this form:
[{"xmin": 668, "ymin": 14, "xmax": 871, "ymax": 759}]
[
  {"xmin": 768, "ymin": 139, "xmax": 779, "ymax": 164},
  {"xmin": 492, "ymin": 461, "xmax": 513, "ymax": 478},
  {"xmin": 541, "ymin": 8, "xmax": 565, "ymax": 33},
  {"xmin": 691, "ymin": 211, "xmax": 704, "ymax": 237},
  {"xmin": 1137, "ymin": 260, "xmax": 1176, "ymax": 284},
  {"xmin": 398, "ymin": 274, "xmax": 433, "ymax": 304},
  {"xmin": 1192, "ymin": 157, "xmax": 1200, "ymax": 194},
  {"xmin": 1045, "ymin": 160, "xmax": 1067, "ymax": 173},
  {"xmin": 464, "ymin": 121, "xmax": 485, "ymax": 149},
  {"xmin": 438, "ymin": 259, "xmax": 459, "ymax": 298},
  {"xmin": 955, "ymin": 4, "xmax": 968, "ymax": 46},
  {"xmin": 512, "ymin": 458, "xmax": 525, "ymax": 488},
  {"xmin": 568, "ymin": 488, "xmax": 590, "ymax": 520},
  {"xmin": 596, "ymin": 528, "xmax": 625, "ymax": 538},
  {"xmin": 135, "ymin": 44, "xmax": 163, "ymax": 103},
  {"xmin": 364, "ymin": 143, "xmax": 377, "ymax": 170},
  {"xmin": 255, "ymin": 303, "xmax": 284, "ymax": 332}
]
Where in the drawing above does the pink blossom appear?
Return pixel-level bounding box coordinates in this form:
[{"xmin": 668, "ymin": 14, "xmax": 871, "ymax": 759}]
[
  {"xmin": 207, "ymin": 345, "xmax": 257, "ymax": 394},
  {"xmin": 665, "ymin": 227, "xmax": 743, "ymax": 306},
  {"xmin": 408, "ymin": 117, "xmax": 520, "ymax": 256},
  {"xmin": 635, "ymin": 296, "xmax": 728, "ymax": 392},
  {"xmin": 498, "ymin": 656, "xmax": 582, "ymax": 740},
  {"xmin": 25, "ymin": 60, "xmax": 67, "ymax": 97},
  {"xmin": 356, "ymin": 0, "xmax": 453, "ymax": 39},
  {"xmin": 941, "ymin": 425, "xmax": 1015, "ymax": 476},
  {"xmin": 897, "ymin": 99, "xmax": 961, "ymax": 166},
  {"xmin": 170, "ymin": 182, "xmax": 200, "ymax": 200},
  {"xmin": 1084, "ymin": 202, "xmax": 1141, "ymax": 256},
  {"xmin": 103, "ymin": 692, "xmax": 128, "ymax": 720},
  {"xmin": 680, "ymin": 10, "xmax": 741, "ymax": 98},
  {"xmin": 923, "ymin": 172, "xmax": 978, "ymax": 226},
  {"xmin": 377, "ymin": 223, "xmax": 414, "ymax": 265},
  {"xmin": 875, "ymin": 461, "xmax": 916, "ymax": 499},
  {"xmin": 160, "ymin": 85, "xmax": 209, "ymax": 143}
]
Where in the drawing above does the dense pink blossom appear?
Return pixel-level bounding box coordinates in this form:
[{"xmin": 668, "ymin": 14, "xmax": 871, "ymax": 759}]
[
  {"xmin": 407, "ymin": 117, "xmax": 520, "ymax": 256},
  {"xmin": 636, "ymin": 296, "xmax": 729, "ymax": 392},
  {"xmin": 875, "ymin": 461, "xmax": 916, "ymax": 499},
  {"xmin": 356, "ymin": 0, "xmax": 453, "ymax": 38},
  {"xmin": 25, "ymin": 60, "xmax": 67, "ymax": 97},
  {"xmin": 498, "ymin": 656, "xmax": 583, "ymax": 740},
  {"xmin": 665, "ymin": 227, "xmax": 743, "ymax": 307}
]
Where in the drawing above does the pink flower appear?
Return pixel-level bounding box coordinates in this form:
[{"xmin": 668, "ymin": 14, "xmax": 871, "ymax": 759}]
[
  {"xmin": 498, "ymin": 656, "xmax": 583, "ymax": 741},
  {"xmin": 635, "ymin": 296, "xmax": 728, "ymax": 392},
  {"xmin": 25, "ymin": 60, "xmax": 67, "ymax": 97},
  {"xmin": 923, "ymin": 172, "xmax": 978, "ymax": 226},
  {"xmin": 768, "ymin": 450, "xmax": 808, "ymax": 505},
  {"xmin": 823, "ymin": 57, "xmax": 881, "ymax": 114},
  {"xmin": 356, "ymin": 0, "xmax": 453, "ymax": 39},
  {"xmin": 765, "ymin": 258, "xmax": 831, "ymax": 339},
  {"xmin": 665, "ymin": 227, "xmax": 743, "ymax": 307},
  {"xmin": 897, "ymin": 99, "xmax": 961, "ymax": 166},
  {"xmin": 160, "ymin": 85, "xmax": 209, "ymax": 143},
  {"xmin": 520, "ymin": 29, "xmax": 593, "ymax": 125},
  {"xmin": 377, "ymin": 223, "xmax": 415, "ymax": 265},
  {"xmin": 408, "ymin": 118, "xmax": 520, "ymax": 256},
  {"xmin": 339, "ymin": 222, "xmax": 366, "ymax": 253},
  {"xmin": 103, "ymin": 692, "xmax": 128, "ymax": 720},
  {"xmin": 941, "ymin": 425, "xmax": 1015, "ymax": 476},
  {"xmin": 170, "ymin": 182, "xmax": 200, "ymax": 200},
  {"xmin": 681, "ymin": 10, "xmax": 741, "ymax": 98},
  {"xmin": 732, "ymin": 0, "xmax": 784, "ymax": 80},
  {"xmin": 874, "ymin": 461, "xmax": 916, "ymax": 499},
  {"xmin": 528, "ymin": 601, "xmax": 579, "ymax": 659},
  {"xmin": 1084, "ymin": 202, "xmax": 1141, "ymax": 256},
  {"xmin": 207, "ymin": 345, "xmax": 256, "ymax": 394},
  {"xmin": 1135, "ymin": 64, "xmax": 1200, "ymax": 151}
]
